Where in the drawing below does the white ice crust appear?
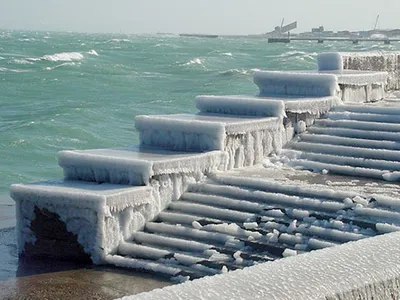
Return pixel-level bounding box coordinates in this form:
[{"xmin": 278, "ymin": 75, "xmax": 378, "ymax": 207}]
[
  {"xmin": 253, "ymin": 71, "xmax": 339, "ymax": 97},
  {"xmin": 318, "ymin": 52, "xmax": 343, "ymax": 71},
  {"xmin": 196, "ymin": 94, "xmax": 341, "ymax": 117},
  {"xmin": 10, "ymin": 181, "xmax": 153, "ymax": 263},
  {"xmin": 120, "ymin": 232, "xmax": 400, "ymax": 300},
  {"xmin": 59, "ymin": 145, "xmax": 227, "ymax": 185}
]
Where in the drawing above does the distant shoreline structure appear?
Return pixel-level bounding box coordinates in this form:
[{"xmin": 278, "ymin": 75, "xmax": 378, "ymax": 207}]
[{"xmin": 179, "ymin": 33, "xmax": 218, "ymax": 38}]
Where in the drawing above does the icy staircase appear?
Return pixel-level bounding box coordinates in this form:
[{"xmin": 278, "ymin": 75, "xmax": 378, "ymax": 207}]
[
  {"xmin": 285, "ymin": 103, "xmax": 400, "ymax": 181},
  {"xmin": 10, "ymin": 51, "xmax": 400, "ymax": 283},
  {"xmin": 106, "ymin": 175, "xmax": 400, "ymax": 280}
]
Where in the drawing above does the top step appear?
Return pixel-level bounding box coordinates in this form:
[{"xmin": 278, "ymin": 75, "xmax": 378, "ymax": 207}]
[{"xmin": 195, "ymin": 95, "xmax": 340, "ymax": 117}]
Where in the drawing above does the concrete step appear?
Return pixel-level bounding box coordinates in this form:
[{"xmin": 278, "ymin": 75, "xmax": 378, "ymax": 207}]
[
  {"xmin": 10, "ymin": 180, "xmax": 153, "ymax": 263},
  {"xmin": 58, "ymin": 145, "xmax": 227, "ymax": 185},
  {"xmin": 195, "ymin": 94, "xmax": 340, "ymax": 117}
]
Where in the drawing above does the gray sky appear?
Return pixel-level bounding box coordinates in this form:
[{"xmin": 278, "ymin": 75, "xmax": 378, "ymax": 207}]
[{"xmin": 0, "ymin": 0, "xmax": 399, "ymax": 34}]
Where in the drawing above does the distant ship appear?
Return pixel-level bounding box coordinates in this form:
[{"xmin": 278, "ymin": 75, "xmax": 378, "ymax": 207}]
[{"xmin": 179, "ymin": 33, "xmax": 219, "ymax": 38}]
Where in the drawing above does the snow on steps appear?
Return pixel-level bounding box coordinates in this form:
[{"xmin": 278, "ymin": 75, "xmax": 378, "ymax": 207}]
[
  {"xmin": 111, "ymin": 176, "xmax": 400, "ymax": 280},
  {"xmin": 286, "ymin": 103, "xmax": 400, "ymax": 181}
]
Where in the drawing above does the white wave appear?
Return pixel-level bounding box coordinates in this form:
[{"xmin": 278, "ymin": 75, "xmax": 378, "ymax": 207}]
[
  {"xmin": 28, "ymin": 52, "xmax": 85, "ymax": 62},
  {"xmin": 219, "ymin": 68, "xmax": 260, "ymax": 76},
  {"xmin": 108, "ymin": 38, "xmax": 131, "ymax": 43},
  {"xmin": 13, "ymin": 59, "xmax": 33, "ymax": 65},
  {"xmin": 183, "ymin": 57, "xmax": 205, "ymax": 66},
  {"xmin": 44, "ymin": 62, "xmax": 77, "ymax": 71},
  {"xmin": 0, "ymin": 67, "xmax": 29, "ymax": 73},
  {"xmin": 222, "ymin": 52, "xmax": 233, "ymax": 57},
  {"xmin": 0, "ymin": 56, "xmax": 5, "ymax": 60},
  {"xmin": 280, "ymin": 50, "xmax": 307, "ymax": 57},
  {"xmin": 87, "ymin": 49, "xmax": 99, "ymax": 56}
]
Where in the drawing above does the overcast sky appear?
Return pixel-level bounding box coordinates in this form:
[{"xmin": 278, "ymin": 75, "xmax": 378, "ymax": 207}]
[{"xmin": 0, "ymin": 0, "xmax": 399, "ymax": 34}]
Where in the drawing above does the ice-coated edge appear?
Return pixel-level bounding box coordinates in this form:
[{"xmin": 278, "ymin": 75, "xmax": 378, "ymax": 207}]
[
  {"xmin": 119, "ymin": 232, "xmax": 400, "ymax": 300},
  {"xmin": 318, "ymin": 52, "xmax": 343, "ymax": 71},
  {"xmin": 59, "ymin": 149, "xmax": 154, "ymax": 185},
  {"xmin": 340, "ymin": 51, "xmax": 400, "ymax": 90},
  {"xmin": 253, "ymin": 71, "xmax": 340, "ymax": 97},
  {"xmin": 195, "ymin": 95, "xmax": 286, "ymax": 117},
  {"xmin": 10, "ymin": 181, "xmax": 153, "ymax": 263}
]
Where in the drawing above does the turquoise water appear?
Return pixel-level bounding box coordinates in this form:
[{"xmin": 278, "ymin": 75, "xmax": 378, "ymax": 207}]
[{"xmin": 1, "ymin": 30, "xmax": 399, "ymax": 194}]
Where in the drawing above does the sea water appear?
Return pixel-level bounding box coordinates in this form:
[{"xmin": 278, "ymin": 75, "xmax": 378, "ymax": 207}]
[{"xmin": 1, "ymin": 30, "xmax": 399, "ymax": 196}]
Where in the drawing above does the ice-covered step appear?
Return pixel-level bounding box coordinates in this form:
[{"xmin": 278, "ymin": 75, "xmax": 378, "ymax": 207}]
[
  {"xmin": 289, "ymin": 159, "xmax": 398, "ymax": 181},
  {"xmin": 195, "ymin": 95, "xmax": 340, "ymax": 117},
  {"xmin": 298, "ymin": 134, "xmax": 400, "ymax": 151},
  {"xmin": 325, "ymin": 111, "xmax": 400, "ymax": 124},
  {"xmin": 333, "ymin": 105, "xmax": 400, "ymax": 115},
  {"xmin": 135, "ymin": 113, "xmax": 281, "ymax": 154},
  {"xmin": 314, "ymin": 119, "xmax": 400, "ymax": 133},
  {"xmin": 59, "ymin": 145, "xmax": 226, "ymax": 185},
  {"xmin": 290, "ymin": 141, "xmax": 400, "ymax": 162},
  {"xmin": 307, "ymin": 126, "xmax": 400, "ymax": 142},
  {"xmin": 190, "ymin": 182, "xmax": 347, "ymax": 213},
  {"xmin": 209, "ymin": 174, "xmax": 360, "ymax": 202},
  {"xmin": 253, "ymin": 71, "xmax": 339, "ymax": 97},
  {"xmin": 106, "ymin": 254, "xmax": 212, "ymax": 280},
  {"xmin": 285, "ymin": 150, "xmax": 400, "ymax": 172},
  {"xmin": 10, "ymin": 180, "xmax": 154, "ymax": 262},
  {"xmin": 118, "ymin": 241, "xmax": 243, "ymax": 274}
]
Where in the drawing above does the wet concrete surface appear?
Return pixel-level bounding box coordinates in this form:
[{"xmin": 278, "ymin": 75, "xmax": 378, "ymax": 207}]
[{"xmin": 0, "ymin": 195, "xmax": 174, "ymax": 300}]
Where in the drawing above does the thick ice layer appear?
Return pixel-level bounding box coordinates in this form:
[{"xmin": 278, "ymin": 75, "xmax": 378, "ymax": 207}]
[
  {"xmin": 341, "ymin": 51, "xmax": 400, "ymax": 90},
  {"xmin": 195, "ymin": 95, "xmax": 286, "ymax": 117},
  {"xmin": 318, "ymin": 52, "xmax": 343, "ymax": 71},
  {"xmin": 195, "ymin": 95, "xmax": 341, "ymax": 116},
  {"xmin": 59, "ymin": 145, "xmax": 227, "ymax": 185},
  {"xmin": 121, "ymin": 232, "xmax": 400, "ymax": 300},
  {"xmin": 136, "ymin": 113, "xmax": 283, "ymax": 168},
  {"xmin": 253, "ymin": 71, "xmax": 339, "ymax": 97},
  {"xmin": 10, "ymin": 181, "xmax": 153, "ymax": 263}
]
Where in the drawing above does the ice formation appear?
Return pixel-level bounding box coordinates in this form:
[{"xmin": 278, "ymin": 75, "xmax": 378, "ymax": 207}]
[
  {"xmin": 318, "ymin": 52, "xmax": 343, "ymax": 71},
  {"xmin": 254, "ymin": 71, "xmax": 340, "ymax": 97},
  {"xmin": 9, "ymin": 51, "xmax": 400, "ymax": 299},
  {"xmin": 120, "ymin": 231, "xmax": 400, "ymax": 300}
]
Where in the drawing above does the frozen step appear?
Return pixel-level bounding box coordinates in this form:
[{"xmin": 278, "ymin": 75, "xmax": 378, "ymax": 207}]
[
  {"xmin": 118, "ymin": 241, "xmax": 241, "ymax": 274},
  {"xmin": 286, "ymin": 150, "xmax": 400, "ymax": 172},
  {"xmin": 135, "ymin": 113, "xmax": 281, "ymax": 152},
  {"xmin": 195, "ymin": 95, "xmax": 339, "ymax": 117},
  {"xmin": 290, "ymin": 141, "xmax": 400, "ymax": 162},
  {"xmin": 253, "ymin": 71, "xmax": 339, "ymax": 97},
  {"xmin": 289, "ymin": 159, "xmax": 391, "ymax": 180},
  {"xmin": 132, "ymin": 231, "xmax": 213, "ymax": 253},
  {"xmin": 299, "ymin": 134, "xmax": 400, "ymax": 151},
  {"xmin": 156, "ymin": 211, "xmax": 224, "ymax": 227},
  {"xmin": 10, "ymin": 180, "xmax": 152, "ymax": 212},
  {"xmin": 307, "ymin": 126, "xmax": 400, "ymax": 142},
  {"xmin": 106, "ymin": 254, "xmax": 211, "ymax": 280},
  {"xmin": 105, "ymin": 254, "xmax": 182, "ymax": 276},
  {"xmin": 193, "ymin": 182, "xmax": 347, "ymax": 212},
  {"xmin": 325, "ymin": 111, "xmax": 400, "ymax": 124},
  {"xmin": 10, "ymin": 181, "xmax": 154, "ymax": 262},
  {"xmin": 334, "ymin": 105, "xmax": 400, "ymax": 116},
  {"xmin": 315, "ymin": 119, "xmax": 400, "ymax": 133},
  {"xmin": 168, "ymin": 201, "xmax": 254, "ymax": 223},
  {"xmin": 210, "ymin": 175, "xmax": 360, "ymax": 202},
  {"xmin": 59, "ymin": 145, "xmax": 226, "ymax": 185}
]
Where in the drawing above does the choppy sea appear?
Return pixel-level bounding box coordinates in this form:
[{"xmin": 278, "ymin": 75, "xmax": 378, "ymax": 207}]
[{"xmin": 1, "ymin": 30, "xmax": 400, "ymax": 196}]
